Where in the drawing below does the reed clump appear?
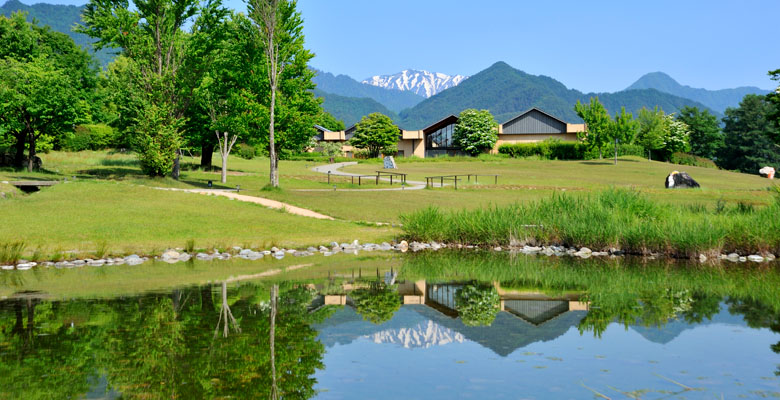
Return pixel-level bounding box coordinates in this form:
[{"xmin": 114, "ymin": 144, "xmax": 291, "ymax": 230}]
[{"xmin": 400, "ymin": 188, "xmax": 780, "ymax": 258}]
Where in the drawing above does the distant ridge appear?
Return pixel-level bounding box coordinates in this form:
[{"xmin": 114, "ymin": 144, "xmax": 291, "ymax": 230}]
[
  {"xmin": 313, "ymin": 89, "xmax": 399, "ymax": 127},
  {"xmin": 0, "ymin": 0, "xmax": 115, "ymax": 65},
  {"xmin": 312, "ymin": 69, "xmax": 424, "ymax": 113},
  {"xmin": 626, "ymin": 71, "xmax": 769, "ymax": 113},
  {"xmin": 398, "ymin": 61, "xmax": 719, "ymax": 130}
]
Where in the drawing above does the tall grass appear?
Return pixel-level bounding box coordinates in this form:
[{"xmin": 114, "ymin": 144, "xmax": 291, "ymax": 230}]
[
  {"xmin": 0, "ymin": 242, "xmax": 26, "ymax": 264},
  {"xmin": 401, "ymin": 188, "xmax": 780, "ymax": 257}
]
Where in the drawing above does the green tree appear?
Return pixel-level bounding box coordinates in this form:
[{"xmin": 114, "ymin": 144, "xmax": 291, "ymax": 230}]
[
  {"xmin": 610, "ymin": 106, "xmax": 638, "ymax": 144},
  {"xmin": 350, "ymin": 113, "xmax": 399, "ymax": 158},
  {"xmin": 317, "ymin": 111, "xmax": 345, "ymax": 132},
  {"xmin": 575, "ymin": 97, "xmax": 612, "ymax": 159},
  {"xmin": 716, "ymin": 94, "xmax": 780, "ymax": 173},
  {"xmin": 636, "ymin": 107, "xmax": 666, "ymax": 160},
  {"xmin": 0, "ymin": 57, "xmax": 79, "ymax": 172},
  {"xmin": 455, "ymin": 284, "xmax": 500, "ymax": 327},
  {"xmin": 78, "ymin": 0, "xmax": 200, "ymax": 176},
  {"xmin": 676, "ymin": 106, "xmax": 722, "ymax": 159},
  {"xmin": 768, "ymin": 69, "xmax": 780, "ymax": 145},
  {"xmin": 248, "ymin": 0, "xmax": 313, "ymax": 188},
  {"xmin": 453, "ymin": 109, "xmax": 498, "ymax": 156},
  {"xmin": 660, "ymin": 114, "xmax": 691, "ymax": 159}
]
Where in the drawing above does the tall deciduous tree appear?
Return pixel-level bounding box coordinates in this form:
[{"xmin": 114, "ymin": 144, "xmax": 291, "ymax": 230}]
[
  {"xmin": 78, "ymin": 0, "xmax": 199, "ymax": 176},
  {"xmin": 676, "ymin": 106, "xmax": 722, "ymax": 159},
  {"xmin": 453, "ymin": 109, "xmax": 498, "ymax": 156},
  {"xmin": 575, "ymin": 97, "xmax": 612, "ymax": 159},
  {"xmin": 248, "ymin": 0, "xmax": 310, "ymax": 188},
  {"xmin": 351, "ymin": 113, "xmax": 399, "ymax": 158}
]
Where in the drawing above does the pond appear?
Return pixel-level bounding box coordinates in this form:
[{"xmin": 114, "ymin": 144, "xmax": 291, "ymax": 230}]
[{"xmin": 0, "ymin": 252, "xmax": 778, "ymax": 399}]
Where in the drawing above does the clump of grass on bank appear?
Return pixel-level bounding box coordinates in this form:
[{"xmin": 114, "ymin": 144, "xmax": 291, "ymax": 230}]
[{"xmin": 400, "ymin": 188, "xmax": 780, "ymax": 258}]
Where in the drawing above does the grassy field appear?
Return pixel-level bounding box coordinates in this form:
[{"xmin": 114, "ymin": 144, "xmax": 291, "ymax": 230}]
[{"xmin": 1, "ymin": 150, "xmax": 777, "ymax": 258}]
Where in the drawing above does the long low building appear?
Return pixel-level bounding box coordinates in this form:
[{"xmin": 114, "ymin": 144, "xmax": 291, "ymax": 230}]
[{"xmin": 313, "ymin": 107, "xmax": 585, "ymax": 158}]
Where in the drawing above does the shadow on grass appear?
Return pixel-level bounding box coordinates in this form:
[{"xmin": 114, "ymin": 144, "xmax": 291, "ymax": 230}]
[
  {"xmin": 77, "ymin": 167, "xmax": 145, "ymax": 179},
  {"xmin": 99, "ymin": 158, "xmax": 140, "ymax": 167},
  {"xmin": 179, "ymin": 180, "xmax": 235, "ymax": 190}
]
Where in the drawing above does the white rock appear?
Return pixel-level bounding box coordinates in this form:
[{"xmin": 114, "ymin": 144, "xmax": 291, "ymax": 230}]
[
  {"xmin": 738, "ymin": 256, "xmax": 747, "ymax": 262},
  {"xmin": 727, "ymin": 253, "xmax": 740, "ymax": 262},
  {"xmin": 323, "ymin": 251, "xmax": 333, "ymax": 256},
  {"xmin": 161, "ymin": 250, "xmax": 180, "ymax": 260},
  {"xmin": 1, "ymin": 265, "xmax": 14, "ymax": 270},
  {"xmin": 747, "ymin": 255, "xmax": 764, "ymax": 262},
  {"xmin": 699, "ymin": 254, "xmax": 707, "ymax": 263},
  {"xmin": 493, "ymin": 247, "xmax": 502, "ymax": 251},
  {"xmin": 16, "ymin": 263, "xmax": 34, "ymax": 270},
  {"xmin": 239, "ymin": 249, "xmax": 253, "ymax": 256},
  {"xmin": 398, "ymin": 240, "xmax": 409, "ymax": 252}
]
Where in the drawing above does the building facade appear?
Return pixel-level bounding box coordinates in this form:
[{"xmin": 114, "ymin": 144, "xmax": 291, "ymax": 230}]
[{"xmin": 313, "ymin": 107, "xmax": 585, "ymax": 158}]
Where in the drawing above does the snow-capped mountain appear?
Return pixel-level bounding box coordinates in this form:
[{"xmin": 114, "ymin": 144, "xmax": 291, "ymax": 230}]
[
  {"xmin": 365, "ymin": 320, "xmax": 466, "ymax": 349},
  {"xmin": 362, "ymin": 70, "xmax": 468, "ymax": 98}
]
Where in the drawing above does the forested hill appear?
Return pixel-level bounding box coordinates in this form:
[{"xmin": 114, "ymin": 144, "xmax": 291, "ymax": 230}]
[
  {"xmin": 312, "ymin": 69, "xmax": 424, "ymax": 113},
  {"xmin": 313, "ymin": 89, "xmax": 399, "ymax": 127},
  {"xmin": 0, "ymin": 0, "xmax": 115, "ymax": 65},
  {"xmin": 626, "ymin": 71, "xmax": 769, "ymax": 113},
  {"xmin": 398, "ymin": 61, "xmax": 717, "ymax": 130}
]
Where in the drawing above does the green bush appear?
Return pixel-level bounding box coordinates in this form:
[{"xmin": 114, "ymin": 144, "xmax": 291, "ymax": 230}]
[
  {"xmin": 236, "ymin": 143, "xmax": 256, "ymax": 160},
  {"xmin": 64, "ymin": 124, "xmax": 115, "ymax": 151},
  {"xmin": 670, "ymin": 152, "xmax": 718, "ymax": 169},
  {"xmin": 499, "ymin": 140, "xmax": 645, "ymax": 160},
  {"xmin": 455, "ymin": 284, "xmax": 500, "ymax": 327}
]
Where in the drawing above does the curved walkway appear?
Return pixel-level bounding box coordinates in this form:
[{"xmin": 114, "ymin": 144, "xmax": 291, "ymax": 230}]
[
  {"xmin": 297, "ymin": 162, "xmax": 431, "ymax": 192},
  {"xmin": 155, "ymin": 187, "xmax": 335, "ymax": 220}
]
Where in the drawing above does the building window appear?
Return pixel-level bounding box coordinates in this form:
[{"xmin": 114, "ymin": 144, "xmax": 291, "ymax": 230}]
[{"xmin": 426, "ymin": 124, "xmax": 456, "ymax": 149}]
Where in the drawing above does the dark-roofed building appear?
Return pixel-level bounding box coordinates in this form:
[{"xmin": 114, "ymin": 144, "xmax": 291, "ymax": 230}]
[{"xmin": 494, "ymin": 107, "xmax": 585, "ymax": 149}]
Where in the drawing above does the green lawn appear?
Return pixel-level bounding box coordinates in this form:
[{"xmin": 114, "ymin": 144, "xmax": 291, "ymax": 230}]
[{"xmin": 1, "ymin": 151, "xmax": 776, "ymax": 257}]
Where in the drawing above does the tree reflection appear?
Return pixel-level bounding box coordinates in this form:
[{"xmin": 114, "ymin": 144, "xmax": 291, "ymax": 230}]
[
  {"xmin": 349, "ymin": 281, "xmax": 401, "ymax": 324},
  {"xmin": 454, "ymin": 283, "xmax": 500, "ymax": 327},
  {"xmin": 726, "ymin": 298, "xmax": 780, "ymax": 376}
]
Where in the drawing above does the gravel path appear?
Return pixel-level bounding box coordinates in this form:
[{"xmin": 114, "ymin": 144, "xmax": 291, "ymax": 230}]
[
  {"xmin": 155, "ymin": 187, "xmax": 335, "ymax": 220},
  {"xmin": 298, "ymin": 162, "xmax": 433, "ymax": 192}
]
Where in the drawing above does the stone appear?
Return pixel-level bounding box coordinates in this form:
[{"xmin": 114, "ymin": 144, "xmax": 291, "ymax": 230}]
[
  {"xmin": 239, "ymin": 249, "xmax": 253, "ymax": 256},
  {"xmin": 665, "ymin": 171, "xmax": 700, "ymax": 189},
  {"xmin": 699, "ymin": 254, "xmax": 707, "ymax": 263},
  {"xmin": 271, "ymin": 247, "xmax": 279, "ymax": 252},
  {"xmin": 126, "ymin": 257, "xmax": 144, "ymax": 266},
  {"xmin": 196, "ymin": 252, "xmax": 212, "ymax": 260},
  {"xmin": 727, "ymin": 253, "xmax": 740, "ymax": 262},
  {"xmin": 759, "ymin": 166, "xmax": 776, "ymax": 179},
  {"xmin": 319, "ymin": 246, "xmax": 329, "ymax": 252},
  {"xmin": 262, "ymin": 251, "xmax": 272, "ymax": 256},
  {"xmin": 16, "ymin": 263, "xmax": 34, "ymax": 270},
  {"xmin": 352, "ymin": 239, "xmax": 360, "ymax": 247},
  {"xmin": 1, "ymin": 265, "xmax": 13, "ymax": 270},
  {"xmin": 398, "ymin": 240, "xmax": 409, "ymax": 252},
  {"xmin": 380, "ymin": 242, "xmax": 392, "ymax": 251},
  {"xmin": 161, "ymin": 250, "xmax": 180, "ymax": 260},
  {"xmin": 323, "ymin": 251, "xmax": 333, "ymax": 257},
  {"xmin": 766, "ymin": 253, "xmax": 776, "ymax": 262},
  {"xmin": 330, "ymin": 242, "xmax": 339, "ymax": 248},
  {"xmin": 72, "ymin": 260, "xmax": 86, "ymax": 266},
  {"xmin": 738, "ymin": 256, "xmax": 747, "ymax": 262},
  {"xmin": 178, "ymin": 253, "xmax": 191, "ymax": 262},
  {"xmin": 493, "ymin": 247, "xmax": 502, "ymax": 251},
  {"xmin": 274, "ymin": 251, "xmax": 285, "ymax": 259},
  {"xmin": 578, "ymin": 247, "xmax": 592, "ymax": 255},
  {"xmin": 307, "ymin": 247, "xmax": 318, "ymax": 253},
  {"xmin": 383, "ymin": 156, "xmax": 397, "ymax": 169},
  {"xmin": 747, "ymin": 255, "xmax": 764, "ymax": 262}
]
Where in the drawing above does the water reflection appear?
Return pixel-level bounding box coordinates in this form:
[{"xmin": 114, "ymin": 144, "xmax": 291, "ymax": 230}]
[{"xmin": 0, "ymin": 254, "xmax": 779, "ymax": 398}]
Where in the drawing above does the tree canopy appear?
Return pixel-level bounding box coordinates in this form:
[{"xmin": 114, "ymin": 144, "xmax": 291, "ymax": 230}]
[
  {"xmin": 717, "ymin": 94, "xmax": 780, "ymax": 174},
  {"xmin": 351, "ymin": 113, "xmax": 400, "ymax": 157},
  {"xmin": 575, "ymin": 97, "xmax": 612, "ymax": 158},
  {"xmin": 453, "ymin": 109, "xmax": 498, "ymax": 156},
  {"xmin": 676, "ymin": 106, "xmax": 723, "ymax": 159}
]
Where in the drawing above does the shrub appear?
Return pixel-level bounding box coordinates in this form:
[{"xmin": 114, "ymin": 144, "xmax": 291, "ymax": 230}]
[
  {"xmin": 455, "ymin": 284, "xmax": 500, "ymax": 326},
  {"xmin": 670, "ymin": 152, "xmax": 718, "ymax": 169},
  {"xmin": 236, "ymin": 143, "xmax": 256, "ymax": 160},
  {"xmin": 64, "ymin": 124, "xmax": 116, "ymax": 151},
  {"xmin": 499, "ymin": 141, "xmax": 645, "ymax": 160}
]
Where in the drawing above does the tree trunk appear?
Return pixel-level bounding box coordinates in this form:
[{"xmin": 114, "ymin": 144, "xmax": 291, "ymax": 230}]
[
  {"xmin": 13, "ymin": 132, "xmax": 26, "ymax": 169},
  {"xmin": 200, "ymin": 143, "xmax": 214, "ymax": 169},
  {"xmin": 598, "ymin": 147, "xmax": 602, "ymax": 160},
  {"xmin": 200, "ymin": 285, "xmax": 214, "ymax": 311},
  {"xmin": 221, "ymin": 153, "xmax": 228, "ymax": 184},
  {"xmin": 269, "ymin": 86, "xmax": 278, "ymax": 187},
  {"xmin": 27, "ymin": 133, "xmax": 35, "ymax": 172},
  {"xmin": 172, "ymin": 149, "xmax": 181, "ymax": 180},
  {"xmin": 270, "ymin": 284, "xmax": 278, "ymax": 400}
]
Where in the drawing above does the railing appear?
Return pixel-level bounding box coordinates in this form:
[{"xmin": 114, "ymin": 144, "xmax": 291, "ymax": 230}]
[
  {"xmin": 424, "ymin": 174, "xmax": 498, "ymax": 189},
  {"xmin": 375, "ymin": 171, "xmax": 407, "ymax": 185}
]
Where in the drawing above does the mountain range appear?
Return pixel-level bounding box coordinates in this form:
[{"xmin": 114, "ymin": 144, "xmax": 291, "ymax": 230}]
[
  {"xmin": 0, "ymin": 0, "xmax": 114, "ymax": 65},
  {"xmin": 362, "ymin": 69, "xmax": 468, "ymax": 98},
  {"xmin": 312, "ymin": 69, "xmax": 424, "ymax": 113},
  {"xmin": 626, "ymin": 71, "xmax": 769, "ymax": 113},
  {"xmin": 396, "ymin": 62, "xmax": 719, "ymax": 129}
]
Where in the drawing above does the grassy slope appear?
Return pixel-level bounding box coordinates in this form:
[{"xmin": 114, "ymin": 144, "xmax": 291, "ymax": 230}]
[
  {"xmin": 0, "ymin": 180, "xmax": 394, "ymax": 257},
  {"xmin": 0, "ymin": 151, "xmax": 775, "ymax": 256}
]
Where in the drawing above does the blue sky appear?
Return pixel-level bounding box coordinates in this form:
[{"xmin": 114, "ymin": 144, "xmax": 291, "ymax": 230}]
[{"xmin": 16, "ymin": 0, "xmax": 780, "ymax": 93}]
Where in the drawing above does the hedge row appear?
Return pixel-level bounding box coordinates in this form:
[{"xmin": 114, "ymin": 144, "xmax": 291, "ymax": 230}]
[{"xmin": 498, "ymin": 141, "xmax": 645, "ymax": 160}]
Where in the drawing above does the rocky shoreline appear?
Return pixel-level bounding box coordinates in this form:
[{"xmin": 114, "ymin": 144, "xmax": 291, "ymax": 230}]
[{"xmin": 1, "ymin": 240, "xmax": 777, "ymax": 272}]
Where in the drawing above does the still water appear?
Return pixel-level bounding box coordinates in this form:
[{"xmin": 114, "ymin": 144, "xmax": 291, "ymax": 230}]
[{"xmin": 0, "ymin": 253, "xmax": 778, "ymax": 399}]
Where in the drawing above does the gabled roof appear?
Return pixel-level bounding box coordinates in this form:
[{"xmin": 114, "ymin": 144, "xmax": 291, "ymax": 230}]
[
  {"xmin": 313, "ymin": 124, "xmax": 332, "ymax": 133},
  {"xmin": 422, "ymin": 114, "xmax": 459, "ymax": 134},
  {"xmin": 501, "ymin": 107, "xmax": 568, "ymax": 126}
]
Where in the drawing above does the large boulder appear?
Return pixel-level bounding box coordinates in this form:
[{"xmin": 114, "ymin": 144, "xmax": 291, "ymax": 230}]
[
  {"xmin": 0, "ymin": 153, "xmax": 42, "ymax": 170},
  {"xmin": 759, "ymin": 166, "xmax": 775, "ymax": 179},
  {"xmin": 665, "ymin": 171, "xmax": 700, "ymax": 189}
]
